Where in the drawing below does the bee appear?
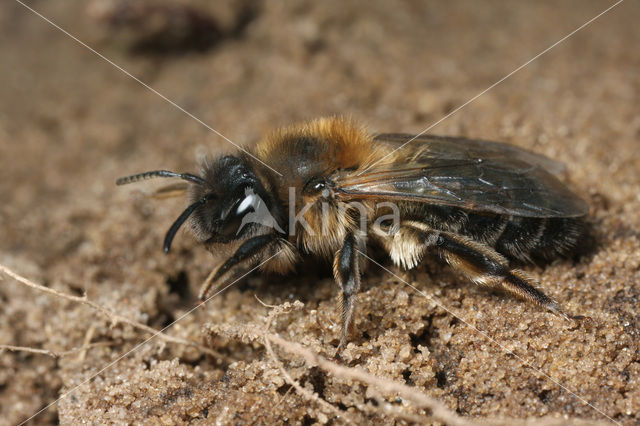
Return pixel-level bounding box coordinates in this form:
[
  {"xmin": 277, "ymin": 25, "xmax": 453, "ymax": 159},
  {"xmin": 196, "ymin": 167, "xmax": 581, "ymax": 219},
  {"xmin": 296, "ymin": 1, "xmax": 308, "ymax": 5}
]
[{"xmin": 117, "ymin": 117, "xmax": 589, "ymax": 350}]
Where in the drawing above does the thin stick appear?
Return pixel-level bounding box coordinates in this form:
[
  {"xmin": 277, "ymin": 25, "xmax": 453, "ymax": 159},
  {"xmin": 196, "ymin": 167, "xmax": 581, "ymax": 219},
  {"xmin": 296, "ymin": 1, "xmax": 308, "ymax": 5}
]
[
  {"xmin": 265, "ymin": 333, "xmax": 472, "ymax": 425},
  {"xmin": 263, "ymin": 336, "xmax": 349, "ymax": 422},
  {"xmin": 205, "ymin": 300, "xmax": 604, "ymax": 425},
  {"xmin": 0, "ymin": 344, "xmax": 59, "ymax": 358},
  {"xmin": 260, "ymin": 301, "xmax": 351, "ymax": 422},
  {"xmin": 265, "ymin": 334, "xmax": 606, "ymax": 426},
  {"xmin": 0, "ymin": 342, "xmax": 116, "ymax": 359},
  {"xmin": 0, "ymin": 263, "xmax": 221, "ymax": 358},
  {"xmin": 77, "ymin": 325, "xmax": 96, "ymax": 362}
]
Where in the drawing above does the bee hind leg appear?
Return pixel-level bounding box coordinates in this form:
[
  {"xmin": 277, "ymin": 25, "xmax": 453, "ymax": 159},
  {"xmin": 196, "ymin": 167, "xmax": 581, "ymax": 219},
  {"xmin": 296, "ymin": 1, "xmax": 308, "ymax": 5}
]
[{"xmin": 402, "ymin": 223, "xmax": 576, "ymax": 320}]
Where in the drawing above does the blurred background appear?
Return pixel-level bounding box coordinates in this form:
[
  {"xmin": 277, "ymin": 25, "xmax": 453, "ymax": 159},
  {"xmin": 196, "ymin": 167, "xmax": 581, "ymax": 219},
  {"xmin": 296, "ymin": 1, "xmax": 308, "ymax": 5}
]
[{"xmin": 1, "ymin": 0, "xmax": 638, "ymax": 423}]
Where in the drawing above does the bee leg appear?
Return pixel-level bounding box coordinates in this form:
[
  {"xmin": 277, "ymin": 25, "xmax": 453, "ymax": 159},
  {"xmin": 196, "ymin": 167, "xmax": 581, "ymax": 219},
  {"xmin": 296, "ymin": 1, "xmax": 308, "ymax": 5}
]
[
  {"xmin": 432, "ymin": 230, "xmax": 573, "ymax": 319},
  {"xmin": 332, "ymin": 233, "xmax": 362, "ymax": 353},
  {"xmin": 199, "ymin": 234, "xmax": 279, "ymax": 300},
  {"xmin": 399, "ymin": 222, "xmax": 572, "ymax": 319}
]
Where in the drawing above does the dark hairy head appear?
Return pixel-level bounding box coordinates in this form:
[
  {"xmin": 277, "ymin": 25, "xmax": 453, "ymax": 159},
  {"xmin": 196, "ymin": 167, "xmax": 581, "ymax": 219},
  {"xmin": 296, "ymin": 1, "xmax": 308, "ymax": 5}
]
[
  {"xmin": 189, "ymin": 155, "xmax": 276, "ymax": 244},
  {"xmin": 116, "ymin": 155, "xmax": 276, "ymax": 253}
]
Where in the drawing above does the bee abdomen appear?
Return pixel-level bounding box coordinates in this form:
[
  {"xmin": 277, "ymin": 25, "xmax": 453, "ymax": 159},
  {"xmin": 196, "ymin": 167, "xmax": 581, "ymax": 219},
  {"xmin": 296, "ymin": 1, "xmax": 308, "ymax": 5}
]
[
  {"xmin": 529, "ymin": 217, "xmax": 586, "ymax": 261},
  {"xmin": 411, "ymin": 206, "xmax": 585, "ymax": 264},
  {"xmin": 491, "ymin": 216, "xmax": 585, "ymax": 263}
]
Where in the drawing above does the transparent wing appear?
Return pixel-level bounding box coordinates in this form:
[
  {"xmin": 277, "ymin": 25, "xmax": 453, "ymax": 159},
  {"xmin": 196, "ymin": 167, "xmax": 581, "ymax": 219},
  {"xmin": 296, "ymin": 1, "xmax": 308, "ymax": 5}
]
[
  {"xmin": 372, "ymin": 133, "xmax": 567, "ymax": 175},
  {"xmin": 335, "ymin": 134, "xmax": 588, "ymax": 218}
]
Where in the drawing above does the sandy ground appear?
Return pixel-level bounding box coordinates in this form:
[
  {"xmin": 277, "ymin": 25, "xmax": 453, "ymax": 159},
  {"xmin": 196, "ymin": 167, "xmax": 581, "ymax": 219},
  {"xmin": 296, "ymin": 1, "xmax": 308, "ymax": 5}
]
[{"xmin": 1, "ymin": 0, "xmax": 639, "ymax": 424}]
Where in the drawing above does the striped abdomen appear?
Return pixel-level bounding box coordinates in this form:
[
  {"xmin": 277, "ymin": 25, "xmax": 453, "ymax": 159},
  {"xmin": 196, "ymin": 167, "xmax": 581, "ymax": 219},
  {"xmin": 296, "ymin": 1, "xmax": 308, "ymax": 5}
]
[
  {"xmin": 410, "ymin": 204, "xmax": 586, "ymax": 263},
  {"xmin": 463, "ymin": 213, "xmax": 585, "ymax": 263}
]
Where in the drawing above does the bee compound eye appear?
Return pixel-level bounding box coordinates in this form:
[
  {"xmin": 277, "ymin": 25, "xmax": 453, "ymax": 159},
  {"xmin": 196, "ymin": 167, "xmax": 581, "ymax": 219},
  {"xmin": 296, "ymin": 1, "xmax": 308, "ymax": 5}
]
[{"xmin": 304, "ymin": 177, "xmax": 330, "ymax": 196}]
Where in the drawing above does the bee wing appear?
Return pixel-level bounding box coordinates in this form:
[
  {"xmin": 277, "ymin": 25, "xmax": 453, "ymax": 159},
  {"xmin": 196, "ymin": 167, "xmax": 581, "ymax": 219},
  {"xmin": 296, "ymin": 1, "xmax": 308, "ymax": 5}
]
[
  {"xmin": 372, "ymin": 133, "xmax": 567, "ymax": 175},
  {"xmin": 335, "ymin": 134, "xmax": 588, "ymax": 218}
]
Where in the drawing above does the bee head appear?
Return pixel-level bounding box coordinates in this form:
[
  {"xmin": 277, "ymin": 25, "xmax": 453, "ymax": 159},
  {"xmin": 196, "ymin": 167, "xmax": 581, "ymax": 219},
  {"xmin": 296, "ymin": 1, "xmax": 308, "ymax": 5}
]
[
  {"xmin": 116, "ymin": 154, "xmax": 278, "ymax": 253},
  {"xmin": 190, "ymin": 155, "xmax": 277, "ymax": 244}
]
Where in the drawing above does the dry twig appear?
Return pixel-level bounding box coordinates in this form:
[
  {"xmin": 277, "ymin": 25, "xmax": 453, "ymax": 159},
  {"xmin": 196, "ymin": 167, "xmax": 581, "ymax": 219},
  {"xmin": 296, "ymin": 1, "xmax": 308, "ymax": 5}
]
[
  {"xmin": 259, "ymin": 301, "xmax": 352, "ymax": 422},
  {"xmin": 266, "ymin": 332, "xmax": 474, "ymax": 426},
  {"xmin": 0, "ymin": 342, "xmax": 116, "ymax": 358},
  {"xmin": 263, "ymin": 336, "xmax": 350, "ymax": 422},
  {"xmin": 0, "ymin": 263, "xmax": 221, "ymax": 358},
  {"xmin": 264, "ymin": 333, "xmax": 607, "ymax": 426}
]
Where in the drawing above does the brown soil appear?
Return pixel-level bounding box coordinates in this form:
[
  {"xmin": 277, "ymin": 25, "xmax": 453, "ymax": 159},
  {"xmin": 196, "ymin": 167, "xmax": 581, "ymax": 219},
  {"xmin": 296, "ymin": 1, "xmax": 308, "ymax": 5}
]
[{"xmin": 1, "ymin": 0, "xmax": 638, "ymax": 424}]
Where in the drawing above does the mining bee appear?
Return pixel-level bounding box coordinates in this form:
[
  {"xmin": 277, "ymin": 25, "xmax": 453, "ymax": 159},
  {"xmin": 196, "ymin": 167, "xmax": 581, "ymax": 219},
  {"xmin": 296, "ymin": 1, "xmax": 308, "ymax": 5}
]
[{"xmin": 117, "ymin": 117, "xmax": 589, "ymax": 350}]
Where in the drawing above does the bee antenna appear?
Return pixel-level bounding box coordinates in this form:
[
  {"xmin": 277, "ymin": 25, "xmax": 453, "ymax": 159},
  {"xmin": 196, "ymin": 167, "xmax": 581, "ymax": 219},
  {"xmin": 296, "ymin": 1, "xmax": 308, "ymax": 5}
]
[
  {"xmin": 163, "ymin": 193, "xmax": 216, "ymax": 253},
  {"xmin": 116, "ymin": 170, "xmax": 206, "ymax": 186}
]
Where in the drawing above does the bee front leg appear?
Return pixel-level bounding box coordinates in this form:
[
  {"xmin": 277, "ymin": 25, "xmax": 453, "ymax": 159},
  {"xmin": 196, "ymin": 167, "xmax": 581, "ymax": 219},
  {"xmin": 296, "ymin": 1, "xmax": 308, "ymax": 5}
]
[
  {"xmin": 332, "ymin": 233, "xmax": 363, "ymax": 353},
  {"xmin": 199, "ymin": 234, "xmax": 285, "ymax": 300}
]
